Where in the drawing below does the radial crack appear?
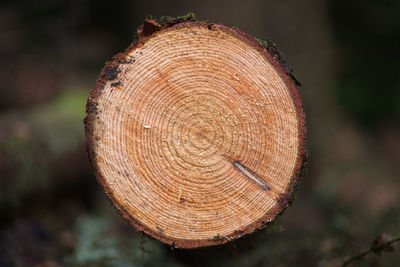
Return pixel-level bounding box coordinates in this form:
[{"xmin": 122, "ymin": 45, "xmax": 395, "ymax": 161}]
[{"xmin": 233, "ymin": 161, "xmax": 270, "ymax": 190}]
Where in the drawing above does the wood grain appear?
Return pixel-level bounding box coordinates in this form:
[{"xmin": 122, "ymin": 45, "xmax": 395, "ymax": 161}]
[{"xmin": 85, "ymin": 21, "xmax": 306, "ymax": 248}]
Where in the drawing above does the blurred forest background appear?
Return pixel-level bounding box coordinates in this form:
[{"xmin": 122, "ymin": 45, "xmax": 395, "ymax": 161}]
[{"xmin": 1, "ymin": 0, "xmax": 400, "ymax": 266}]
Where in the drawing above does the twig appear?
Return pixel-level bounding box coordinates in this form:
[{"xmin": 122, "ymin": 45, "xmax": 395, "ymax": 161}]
[{"xmin": 342, "ymin": 234, "xmax": 400, "ymax": 266}]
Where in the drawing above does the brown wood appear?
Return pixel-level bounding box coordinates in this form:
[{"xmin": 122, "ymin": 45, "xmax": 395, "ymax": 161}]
[{"xmin": 85, "ymin": 20, "xmax": 306, "ymax": 248}]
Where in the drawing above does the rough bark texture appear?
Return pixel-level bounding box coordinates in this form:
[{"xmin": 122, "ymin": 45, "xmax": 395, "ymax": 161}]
[{"xmin": 84, "ymin": 18, "xmax": 306, "ymax": 248}]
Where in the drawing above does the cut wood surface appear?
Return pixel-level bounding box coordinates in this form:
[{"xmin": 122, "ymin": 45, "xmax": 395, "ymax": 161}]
[{"xmin": 85, "ymin": 19, "xmax": 306, "ymax": 248}]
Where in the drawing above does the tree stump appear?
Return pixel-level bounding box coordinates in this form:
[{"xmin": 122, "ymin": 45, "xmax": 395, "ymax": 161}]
[{"xmin": 85, "ymin": 18, "xmax": 306, "ymax": 248}]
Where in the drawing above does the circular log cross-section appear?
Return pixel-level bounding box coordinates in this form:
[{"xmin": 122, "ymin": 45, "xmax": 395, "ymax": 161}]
[{"xmin": 85, "ymin": 21, "xmax": 306, "ymax": 248}]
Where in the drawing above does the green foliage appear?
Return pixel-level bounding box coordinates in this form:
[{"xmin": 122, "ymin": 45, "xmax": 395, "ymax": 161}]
[
  {"xmin": 30, "ymin": 89, "xmax": 87, "ymax": 155},
  {"xmin": 159, "ymin": 12, "xmax": 197, "ymax": 26},
  {"xmin": 72, "ymin": 216, "xmax": 122, "ymax": 266},
  {"xmin": 263, "ymin": 221, "xmax": 285, "ymax": 234},
  {"xmin": 0, "ymin": 89, "xmax": 87, "ymax": 206},
  {"xmin": 65, "ymin": 215, "xmax": 177, "ymax": 267}
]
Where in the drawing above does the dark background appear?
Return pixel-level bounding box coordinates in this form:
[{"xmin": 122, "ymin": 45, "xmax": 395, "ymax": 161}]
[{"xmin": 1, "ymin": 0, "xmax": 400, "ymax": 266}]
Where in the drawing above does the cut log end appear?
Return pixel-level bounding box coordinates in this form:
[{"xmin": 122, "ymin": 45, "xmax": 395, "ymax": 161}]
[{"xmin": 85, "ymin": 20, "xmax": 306, "ymax": 248}]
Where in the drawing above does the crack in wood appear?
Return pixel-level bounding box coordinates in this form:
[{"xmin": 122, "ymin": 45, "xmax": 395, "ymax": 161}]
[{"xmin": 233, "ymin": 161, "xmax": 270, "ymax": 190}]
